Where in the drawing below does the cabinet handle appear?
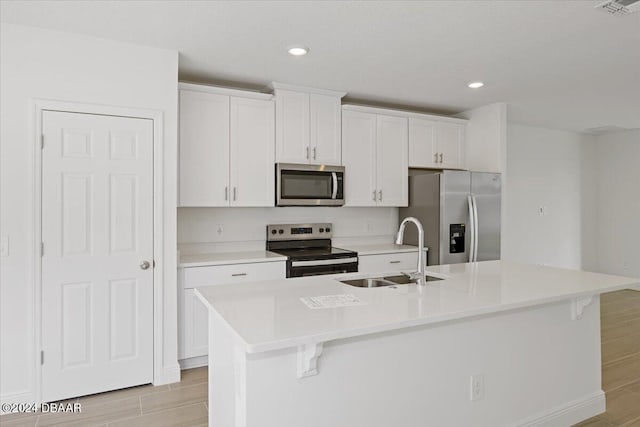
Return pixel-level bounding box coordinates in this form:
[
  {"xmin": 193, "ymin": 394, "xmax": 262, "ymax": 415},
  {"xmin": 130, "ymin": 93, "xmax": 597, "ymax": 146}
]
[
  {"xmin": 306, "ymin": 147, "xmax": 309, "ymax": 159},
  {"xmin": 313, "ymin": 147, "xmax": 317, "ymax": 160},
  {"xmin": 224, "ymin": 186, "xmax": 228, "ymax": 201},
  {"xmin": 231, "ymin": 273, "xmax": 247, "ymax": 277},
  {"xmin": 389, "ymin": 260, "xmax": 401, "ymax": 264},
  {"xmin": 233, "ymin": 187, "xmax": 237, "ymax": 201},
  {"xmin": 434, "ymin": 153, "xmax": 438, "ymax": 163},
  {"xmin": 439, "ymin": 153, "xmax": 443, "ymax": 164},
  {"xmin": 378, "ymin": 190, "xmax": 382, "ymax": 201},
  {"xmin": 372, "ymin": 190, "xmax": 377, "ymax": 201}
]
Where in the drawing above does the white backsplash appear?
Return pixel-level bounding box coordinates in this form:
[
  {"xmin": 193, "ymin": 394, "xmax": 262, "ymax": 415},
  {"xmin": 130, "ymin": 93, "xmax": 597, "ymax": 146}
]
[{"xmin": 178, "ymin": 207, "xmax": 399, "ymax": 254}]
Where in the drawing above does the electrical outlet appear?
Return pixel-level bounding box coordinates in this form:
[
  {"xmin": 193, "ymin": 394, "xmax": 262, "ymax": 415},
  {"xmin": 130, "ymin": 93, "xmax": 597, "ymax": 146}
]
[
  {"xmin": 366, "ymin": 221, "xmax": 374, "ymax": 233},
  {"xmin": 470, "ymin": 374, "xmax": 485, "ymax": 401},
  {"xmin": 0, "ymin": 235, "xmax": 8, "ymax": 257},
  {"xmin": 215, "ymin": 224, "xmax": 224, "ymax": 236}
]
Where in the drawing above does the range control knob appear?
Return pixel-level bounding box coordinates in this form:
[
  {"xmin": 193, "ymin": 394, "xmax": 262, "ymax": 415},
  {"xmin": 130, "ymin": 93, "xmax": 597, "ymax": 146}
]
[
  {"xmin": 319, "ymin": 228, "xmax": 324, "ymax": 233},
  {"xmin": 278, "ymin": 229, "xmax": 284, "ymax": 234},
  {"xmin": 271, "ymin": 229, "xmax": 277, "ymax": 235},
  {"xmin": 325, "ymin": 227, "xmax": 331, "ymax": 233}
]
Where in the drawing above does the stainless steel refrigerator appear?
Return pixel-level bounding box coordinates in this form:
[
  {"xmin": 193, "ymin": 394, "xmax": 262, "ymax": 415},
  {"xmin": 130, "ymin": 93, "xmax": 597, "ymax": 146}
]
[{"xmin": 399, "ymin": 170, "xmax": 501, "ymax": 265}]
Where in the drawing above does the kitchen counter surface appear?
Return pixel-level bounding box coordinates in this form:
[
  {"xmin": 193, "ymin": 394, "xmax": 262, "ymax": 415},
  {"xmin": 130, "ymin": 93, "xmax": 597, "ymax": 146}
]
[
  {"xmin": 195, "ymin": 260, "xmax": 639, "ymax": 354},
  {"xmin": 339, "ymin": 243, "xmax": 426, "ymax": 255},
  {"xmin": 179, "ymin": 250, "xmax": 287, "ymax": 268}
]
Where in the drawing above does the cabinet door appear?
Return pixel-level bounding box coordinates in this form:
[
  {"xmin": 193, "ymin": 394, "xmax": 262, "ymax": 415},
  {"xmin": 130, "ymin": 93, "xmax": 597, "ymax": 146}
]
[
  {"xmin": 342, "ymin": 110, "xmax": 378, "ymax": 207},
  {"xmin": 275, "ymin": 89, "xmax": 310, "ymax": 164},
  {"xmin": 409, "ymin": 118, "xmax": 438, "ymax": 168},
  {"xmin": 180, "ymin": 289, "xmax": 209, "ymax": 359},
  {"xmin": 436, "ymin": 122, "xmax": 465, "ymax": 169},
  {"xmin": 310, "ymin": 93, "xmax": 342, "ymax": 165},
  {"xmin": 230, "ymin": 97, "xmax": 275, "ymax": 206},
  {"xmin": 358, "ymin": 252, "xmax": 419, "ymax": 274},
  {"xmin": 179, "ymin": 90, "xmax": 230, "ymax": 206},
  {"xmin": 377, "ymin": 115, "xmax": 408, "ymax": 207}
]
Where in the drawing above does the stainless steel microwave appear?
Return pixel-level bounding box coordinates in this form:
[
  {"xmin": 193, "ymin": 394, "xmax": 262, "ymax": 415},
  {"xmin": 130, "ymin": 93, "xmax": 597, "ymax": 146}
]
[{"xmin": 276, "ymin": 163, "xmax": 345, "ymax": 206}]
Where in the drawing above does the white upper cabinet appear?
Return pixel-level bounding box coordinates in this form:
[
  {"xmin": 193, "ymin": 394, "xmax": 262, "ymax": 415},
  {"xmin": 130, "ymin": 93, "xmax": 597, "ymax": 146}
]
[
  {"xmin": 274, "ymin": 89, "xmax": 309, "ymax": 164},
  {"xmin": 229, "ymin": 97, "xmax": 275, "ymax": 206},
  {"xmin": 377, "ymin": 115, "xmax": 408, "ymax": 207},
  {"xmin": 408, "ymin": 116, "xmax": 466, "ymax": 169},
  {"xmin": 342, "ymin": 110, "xmax": 377, "ymax": 207},
  {"xmin": 273, "ymin": 83, "xmax": 345, "ymax": 166},
  {"xmin": 178, "ymin": 83, "xmax": 275, "ymax": 207},
  {"xmin": 179, "ymin": 90, "xmax": 230, "ymax": 206},
  {"xmin": 342, "ymin": 107, "xmax": 408, "ymax": 207},
  {"xmin": 310, "ymin": 93, "xmax": 342, "ymax": 165}
]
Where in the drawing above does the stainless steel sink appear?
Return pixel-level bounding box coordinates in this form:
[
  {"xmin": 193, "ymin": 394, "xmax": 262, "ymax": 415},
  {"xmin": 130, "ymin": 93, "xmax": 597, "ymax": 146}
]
[
  {"xmin": 340, "ymin": 273, "xmax": 444, "ymax": 288},
  {"xmin": 340, "ymin": 278, "xmax": 398, "ymax": 288}
]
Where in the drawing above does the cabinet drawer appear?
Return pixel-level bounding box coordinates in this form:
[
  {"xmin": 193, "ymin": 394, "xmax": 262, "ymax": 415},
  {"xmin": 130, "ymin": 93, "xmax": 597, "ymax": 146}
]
[
  {"xmin": 181, "ymin": 261, "xmax": 286, "ymax": 289},
  {"xmin": 358, "ymin": 252, "xmax": 419, "ymax": 274}
]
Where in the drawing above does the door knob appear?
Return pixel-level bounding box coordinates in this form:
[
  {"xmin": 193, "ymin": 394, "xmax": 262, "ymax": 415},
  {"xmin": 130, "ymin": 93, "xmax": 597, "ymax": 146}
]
[{"xmin": 140, "ymin": 260, "xmax": 151, "ymax": 270}]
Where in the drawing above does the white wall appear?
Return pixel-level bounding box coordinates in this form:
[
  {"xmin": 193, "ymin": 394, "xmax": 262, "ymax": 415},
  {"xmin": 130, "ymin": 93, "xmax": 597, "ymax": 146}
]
[
  {"xmin": 503, "ymin": 124, "xmax": 593, "ymax": 269},
  {"xmin": 587, "ymin": 130, "xmax": 640, "ymax": 278},
  {"xmin": 0, "ymin": 24, "xmax": 179, "ymax": 403},
  {"xmin": 178, "ymin": 207, "xmax": 399, "ymax": 253},
  {"xmin": 456, "ymin": 103, "xmax": 507, "ymax": 174}
]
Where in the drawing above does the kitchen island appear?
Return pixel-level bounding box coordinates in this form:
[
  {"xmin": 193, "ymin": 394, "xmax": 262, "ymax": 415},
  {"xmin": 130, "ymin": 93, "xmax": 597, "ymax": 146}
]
[{"xmin": 195, "ymin": 261, "xmax": 639, "ymax": 427}]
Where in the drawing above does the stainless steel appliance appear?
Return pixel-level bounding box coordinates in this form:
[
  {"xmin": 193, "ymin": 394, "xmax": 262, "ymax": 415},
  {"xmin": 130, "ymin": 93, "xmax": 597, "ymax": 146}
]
[
  {"xmin": 266, "ymin": 223, "xmax": 358, "ymax": 277},
  {"xmin": 399, "ymin": 170, "xmax": 501, "ymax": 265},
  {"xmin": 276, "ymin": 163, "xmax": 344, "ymax": 206}
]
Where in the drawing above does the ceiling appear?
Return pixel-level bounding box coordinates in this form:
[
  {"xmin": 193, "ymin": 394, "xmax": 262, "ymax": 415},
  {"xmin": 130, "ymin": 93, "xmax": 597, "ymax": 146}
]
[{"xmin": 2, "ymin": 0, "xmax": 639, "ymax": 132}]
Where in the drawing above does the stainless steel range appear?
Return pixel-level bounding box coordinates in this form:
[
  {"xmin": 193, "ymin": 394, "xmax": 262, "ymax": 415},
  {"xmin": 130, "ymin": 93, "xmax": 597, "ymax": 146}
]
[{"xmin": 266, "ymin": 223, "xmax": 358, "ymax": 277}]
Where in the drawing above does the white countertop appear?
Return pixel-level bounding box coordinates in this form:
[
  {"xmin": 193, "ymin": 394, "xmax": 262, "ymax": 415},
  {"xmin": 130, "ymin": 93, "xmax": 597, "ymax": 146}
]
[
  {"xmin": 179, "ymin": 243, "xmax": 423, "ymax": 267},
  {"xmin": 340, "ymin": 243, "xmax": 426, "ymax": 256},
  {"xmin": 179, "ymin": 251, "xmax": 287, "ymax": 267},
  {"xmin": 195, "ymin": 260, "xmax": 639, "ymax": 354}
]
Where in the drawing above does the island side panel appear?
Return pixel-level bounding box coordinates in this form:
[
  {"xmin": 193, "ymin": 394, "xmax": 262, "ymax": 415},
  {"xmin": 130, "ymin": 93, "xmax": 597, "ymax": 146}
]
[
  {"xmin": 240, "ymin": 298, "xmax": 603, "ymax": 427},
  {"xmin": 208, "ymin": 309, "xmax": 247, "ymax": 427}
]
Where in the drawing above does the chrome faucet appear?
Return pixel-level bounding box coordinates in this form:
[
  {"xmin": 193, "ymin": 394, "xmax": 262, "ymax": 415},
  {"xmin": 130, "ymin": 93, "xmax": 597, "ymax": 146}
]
[{"xmin": 395, "ymin": 217, "xmax": 427, "ymax": 285}]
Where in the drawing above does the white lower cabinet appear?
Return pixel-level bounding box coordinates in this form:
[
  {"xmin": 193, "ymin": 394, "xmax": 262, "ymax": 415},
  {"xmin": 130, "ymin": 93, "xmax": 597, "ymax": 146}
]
[
  {"xmin": 358, "ymin": 252, "xmax": 424, "ymax": 275},
  {"xmin": 179, "ymin": 261, "xmax": 286, "ymax": 362}
]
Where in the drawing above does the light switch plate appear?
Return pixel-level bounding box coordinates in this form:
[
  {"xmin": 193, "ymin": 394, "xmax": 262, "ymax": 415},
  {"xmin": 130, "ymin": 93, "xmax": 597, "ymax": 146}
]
[{"xmin": 1, "ymin": 235, "xmax": 8, "ymax": 257}]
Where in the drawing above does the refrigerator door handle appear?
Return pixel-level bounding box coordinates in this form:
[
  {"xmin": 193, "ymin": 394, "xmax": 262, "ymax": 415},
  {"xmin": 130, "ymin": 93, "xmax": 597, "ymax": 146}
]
[
  {"xmin": 467, "ymin": 195, "xmax": 475, "ymax": 263},
  {"xmin": 472, "ymin": 195, "xmax": 479, "ymax": 262}
]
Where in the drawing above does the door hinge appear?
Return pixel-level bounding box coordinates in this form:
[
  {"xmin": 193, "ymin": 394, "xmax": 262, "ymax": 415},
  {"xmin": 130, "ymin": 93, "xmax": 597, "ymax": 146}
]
[
  {"xmin": 40, "ymin": 242, "xmax": 44, "ymax": 257},
  {"xmin": 41, "ymin": 351, "xmax": 44, "ymax": 365},
  {"xmin": 40, "ymin": 134, "xmax": 44, "ymax": 149}
]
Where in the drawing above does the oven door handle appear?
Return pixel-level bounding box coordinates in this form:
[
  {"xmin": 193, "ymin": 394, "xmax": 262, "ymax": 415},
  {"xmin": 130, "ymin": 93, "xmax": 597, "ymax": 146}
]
[
  {"xmin": 331, "ymin": 172, "xmax": 338, "ymax": 200},
  {"xmin": 291, "ymin": 257, "xmax": 358, "ymax": 267}
]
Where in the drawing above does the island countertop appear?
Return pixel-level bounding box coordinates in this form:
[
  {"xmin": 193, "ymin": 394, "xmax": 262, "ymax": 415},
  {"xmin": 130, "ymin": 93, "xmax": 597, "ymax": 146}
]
[{"xmin": 194, "ymin": 260, "xmax": 639, "ymax": 354}]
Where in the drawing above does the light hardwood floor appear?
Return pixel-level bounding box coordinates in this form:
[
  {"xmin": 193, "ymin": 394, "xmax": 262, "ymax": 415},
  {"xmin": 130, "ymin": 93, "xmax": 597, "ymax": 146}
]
[
  {"xmin": 575, "ymin": 289, "xmax": 640, "ymax": 427},
  {"xmin": 1, "ymin": 289, "xmax": 639, "ymax": 427}
]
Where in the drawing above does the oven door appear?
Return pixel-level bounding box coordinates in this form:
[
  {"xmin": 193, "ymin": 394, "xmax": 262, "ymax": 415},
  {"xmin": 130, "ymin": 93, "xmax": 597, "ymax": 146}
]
[
  {"xmin": 287, "ymin": 257, "xmax": 358, "ymax": 277},
  {"xmin": 276, "ymin": 163, "xmax": 344, "ymax": 206}
]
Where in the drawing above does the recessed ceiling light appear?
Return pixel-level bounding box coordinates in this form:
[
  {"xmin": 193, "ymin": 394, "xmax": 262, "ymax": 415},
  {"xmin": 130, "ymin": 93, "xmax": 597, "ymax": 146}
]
[
  {"xmin": 287, "ymin": 45, "xmax": 309, "ymax": 56},
  {"xmin": 468, "ymin": 82, "xmax": 484, "ymax": 89}
]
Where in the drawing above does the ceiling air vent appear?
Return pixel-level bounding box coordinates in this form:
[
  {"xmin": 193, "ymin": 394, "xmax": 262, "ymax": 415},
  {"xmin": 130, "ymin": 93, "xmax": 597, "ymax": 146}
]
[{"xmin": 596, "ymin": 0, "xmax": 640, "ymax": 15}]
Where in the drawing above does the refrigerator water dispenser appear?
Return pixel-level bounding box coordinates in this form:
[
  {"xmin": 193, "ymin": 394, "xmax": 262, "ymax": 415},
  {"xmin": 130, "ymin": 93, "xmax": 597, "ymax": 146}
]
[{"xmin": 450, "ymin": 224, "xmax": 465, "ymax": 254}]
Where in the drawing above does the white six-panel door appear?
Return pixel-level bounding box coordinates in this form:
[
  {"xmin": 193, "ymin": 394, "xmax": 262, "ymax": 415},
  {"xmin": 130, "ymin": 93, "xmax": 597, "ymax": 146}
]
[{"xmin": 41, "ymin": 111, "xmax": 154, "ymax": 402}]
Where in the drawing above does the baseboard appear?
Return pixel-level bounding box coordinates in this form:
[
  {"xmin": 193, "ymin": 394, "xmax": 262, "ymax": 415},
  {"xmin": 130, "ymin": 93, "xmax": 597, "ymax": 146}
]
[
  {"xmin": 515, "ymin": 390, "xmax": 605, "ymax": 427},
  {"xmin": 179, "ymin": 355, "xmax": 208, "ymax": 370},
  {"xmin": 0, "ymin": 391, "xmax": 34, "ymax": 414},
  {"xmin": 153, "ymin": 363, "xmax": 181, "ymax": 386}
]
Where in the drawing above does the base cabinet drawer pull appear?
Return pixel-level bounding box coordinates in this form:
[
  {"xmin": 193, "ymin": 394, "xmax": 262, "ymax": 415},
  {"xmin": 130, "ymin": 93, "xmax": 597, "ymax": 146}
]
[
  {"xmin": 231, "ymin": 273, "xmax": 247, "ymax": 277},
  {"xmin": 389, "ymin": 260, "xmax": 401, "ymax": 264}
]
